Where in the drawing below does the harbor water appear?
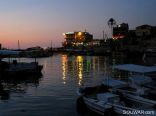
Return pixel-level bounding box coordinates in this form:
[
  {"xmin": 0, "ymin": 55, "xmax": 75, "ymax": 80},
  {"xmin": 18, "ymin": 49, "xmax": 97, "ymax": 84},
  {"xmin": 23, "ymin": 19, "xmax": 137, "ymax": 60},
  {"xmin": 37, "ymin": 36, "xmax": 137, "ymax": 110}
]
[{"xmin": 0, "ymin": 54, "xmax": 153, "ymax": 116}]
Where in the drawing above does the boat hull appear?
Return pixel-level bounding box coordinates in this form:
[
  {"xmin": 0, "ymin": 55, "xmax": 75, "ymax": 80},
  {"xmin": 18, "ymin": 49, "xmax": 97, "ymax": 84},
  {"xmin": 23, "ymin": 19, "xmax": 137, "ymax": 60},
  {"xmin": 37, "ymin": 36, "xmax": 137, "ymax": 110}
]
[
  {"xmin": 1, "ymin": 62, "xmax": 43, "ymax": 78},
  {"xmin": 123, "ymin": 93, "xmax": 156, "ymax": 108},
  {"xmin": 83, "ymin": 97, "xmax": 113, "ymax": 115}
]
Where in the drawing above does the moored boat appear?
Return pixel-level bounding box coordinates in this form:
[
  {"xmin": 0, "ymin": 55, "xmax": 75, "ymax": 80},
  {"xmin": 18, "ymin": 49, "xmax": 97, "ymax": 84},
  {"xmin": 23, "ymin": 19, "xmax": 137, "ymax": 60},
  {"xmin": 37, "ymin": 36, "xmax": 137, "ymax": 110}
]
[
  {"xmin": 7, "ymin": 61, "xmax": 43, "ymax": 76},
  {"xmin": 79, "ymin": 90, "xmax": 140, "ymax": 116},
  {"xmin": 111, "ymin": 64, "xmax": 156, "ymax": 108},
  {"xmin": 1, "ymin": 60, "xmax": 43, "ymax": 77},
  {"xmin": 0, "ymin": 49, "xmax": 43, "ymax": 77},
  {"xmin": 145, "ymin": 47, "xmax": 156, "ymax": 57},
  {"xmin": 77, "ymin": 64, "xmax": 156, "ymax": 115}
]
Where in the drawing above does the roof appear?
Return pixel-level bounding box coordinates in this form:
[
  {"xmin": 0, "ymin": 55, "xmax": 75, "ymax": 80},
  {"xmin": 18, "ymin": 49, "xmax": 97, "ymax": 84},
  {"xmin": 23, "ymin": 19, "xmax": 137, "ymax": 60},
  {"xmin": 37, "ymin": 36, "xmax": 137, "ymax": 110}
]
[
  {"xmin": 113, "ymin": 64, "xmax": 156, "ymax": 73},
  {"xmin": 97, "ymin": 92, "xmax": 118, "ymax": 101},
  {"xmin": 136, "ymin": 25, "xmax": 152, "ymax": 29},
  {"xmin": 129, "ymin": 75, "xmax": 152, "ymax": 85},
  {"xmin": 102, "ymin": 78, "xmax": 127, "ymax": 88}
]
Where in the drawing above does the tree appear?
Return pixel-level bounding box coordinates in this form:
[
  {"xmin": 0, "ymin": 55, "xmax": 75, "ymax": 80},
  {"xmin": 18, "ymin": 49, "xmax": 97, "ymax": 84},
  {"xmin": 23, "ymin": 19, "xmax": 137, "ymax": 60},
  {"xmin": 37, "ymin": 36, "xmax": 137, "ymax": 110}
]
[{"xmin": 108, "ymin": 18, "xmax": 116, "ymax": 38}]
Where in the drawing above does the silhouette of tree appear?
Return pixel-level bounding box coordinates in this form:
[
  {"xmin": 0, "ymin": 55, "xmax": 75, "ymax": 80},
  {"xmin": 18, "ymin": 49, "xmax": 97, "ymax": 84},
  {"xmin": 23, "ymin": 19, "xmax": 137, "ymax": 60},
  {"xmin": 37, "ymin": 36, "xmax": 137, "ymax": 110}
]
[{"xmin": 108, "ymin": 18, "xmax": 116, "ymax": 37}]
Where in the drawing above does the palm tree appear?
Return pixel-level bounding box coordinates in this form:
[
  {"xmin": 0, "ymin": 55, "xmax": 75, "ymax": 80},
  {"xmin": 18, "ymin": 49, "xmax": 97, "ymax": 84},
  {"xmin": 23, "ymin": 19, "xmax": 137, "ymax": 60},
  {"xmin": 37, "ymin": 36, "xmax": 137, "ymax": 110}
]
[{"xmin": 108, "ymin": 18, "xmax": 116, "ymax": 37}]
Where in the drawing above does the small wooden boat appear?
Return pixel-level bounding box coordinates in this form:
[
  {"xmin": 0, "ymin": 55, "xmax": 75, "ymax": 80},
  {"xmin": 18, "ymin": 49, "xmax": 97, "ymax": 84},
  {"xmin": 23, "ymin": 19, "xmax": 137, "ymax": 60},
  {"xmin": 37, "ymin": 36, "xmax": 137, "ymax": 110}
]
[
  {"xmin": 112, "ymin": 64, "xmax": 156, "ymax": 108},
  {"xmin": 6, "ymin": 61, "xmax": 43, "ymax": 76},
  {"xmin": 81, "ymin": 91, "xmax": 139, "ymax": 116},
  {"xmin": 78, "ymin": 64, "xmax": 156, "ymax": 111}
]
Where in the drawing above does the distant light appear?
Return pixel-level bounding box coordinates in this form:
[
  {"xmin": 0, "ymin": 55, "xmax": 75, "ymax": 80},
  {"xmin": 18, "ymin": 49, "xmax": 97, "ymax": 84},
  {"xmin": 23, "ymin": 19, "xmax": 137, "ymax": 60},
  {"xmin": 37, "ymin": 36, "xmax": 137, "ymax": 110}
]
[
  {"xmin": 77, "ymin": 56, "xmax": 83, "ymax": 62},
  {"xmin": 113, "ymin": 35, "xmax": 125, "ymax": 39},
  {"xmin": 43, "ymin": 47, "xmax": 48, "ymax": 50},
  {"xmin": 78, "ymin": 32, "xmax": 82, "ymax": 36}
]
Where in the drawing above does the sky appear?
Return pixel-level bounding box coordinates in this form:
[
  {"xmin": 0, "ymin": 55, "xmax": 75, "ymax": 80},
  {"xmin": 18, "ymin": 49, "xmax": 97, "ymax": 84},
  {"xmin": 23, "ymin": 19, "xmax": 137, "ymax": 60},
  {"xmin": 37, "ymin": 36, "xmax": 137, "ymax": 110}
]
[{"xmin": 0, "ymin": 0, "xmax": 156, "ymax": 49}]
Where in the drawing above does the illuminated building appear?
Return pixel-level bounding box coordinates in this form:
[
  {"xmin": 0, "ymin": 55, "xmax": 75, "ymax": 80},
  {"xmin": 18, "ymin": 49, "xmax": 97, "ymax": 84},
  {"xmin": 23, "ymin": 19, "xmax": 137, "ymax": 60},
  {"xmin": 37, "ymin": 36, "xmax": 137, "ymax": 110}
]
[
  {"xmin": 113, "ymin": 23, "xmax": 129, "ymax": 39},
  {"xmin": 62, "ymin": 31, "xmax": 93, "ymax": 47}
]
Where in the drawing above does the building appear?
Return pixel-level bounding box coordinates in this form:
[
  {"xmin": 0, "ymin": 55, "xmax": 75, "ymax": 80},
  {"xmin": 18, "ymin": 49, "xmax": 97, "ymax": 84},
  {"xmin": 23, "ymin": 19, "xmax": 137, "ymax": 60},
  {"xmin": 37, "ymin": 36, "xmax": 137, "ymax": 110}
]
[
  {"xmin": 26, "ymin": 46, "xmax": 44, "ymax": 51},
  {"xmin": 113, "ymin": 23, "xmax": 129, "ymax": 39},
  {"xmin": 136, "ymin": 25, "xmax": 152, "ymax": 37},
  {"xmin": 151, "ymin": 26, "xmax": 156, "ymax": 37},
  {"xmin": 62, "ymin": 31, "xmax": 93, "ymax": 47}
]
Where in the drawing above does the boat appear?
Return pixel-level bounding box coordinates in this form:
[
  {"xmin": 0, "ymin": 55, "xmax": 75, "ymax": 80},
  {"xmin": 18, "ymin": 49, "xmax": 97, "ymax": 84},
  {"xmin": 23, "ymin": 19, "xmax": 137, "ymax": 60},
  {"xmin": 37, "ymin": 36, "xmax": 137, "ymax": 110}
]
[
  {"xmin": 0, "ymin": 83, "xmax": 9, "ymax": 100},
  {"xmin": 112, "ymin": 64, "xmax": 156, "ymax": 108},
  {"xmin": 0, "ymin": 59, "xmax": 43, "ymax": 78},
  {"xmin": 113, "ymin": 64, "xmax": 156, "ymax": 91},
  {"xmin": 0, "ymin": 49, "xmax": 20, "ymax": 58},
  {"xmin": 145, "ymin": 47, "xmax": 156, "ymax": 57},
  {"xmin": 78, "ymin": 77, "xmax": 156, "ymax": 115},
  {"xmin": 6, "ymin": 60, "xmax": 43, "ymax": 77},
  {"xmin": 78, "ymin": 64, "xmax": 156, "ymax": 111},
  {"xmin": 77, "ymin": 79, "xmax": 135, "ymax": 115},
  {"xmin": 128, "ymin": 74, "xmax": 156, "ymax": 91},
  {"xmin": 78, "ymin": 87, "xmax": 142, "ymax": 116},
  {"xmin": 0, "ymin": 49, "xmax": 43, "ymax": 77}
]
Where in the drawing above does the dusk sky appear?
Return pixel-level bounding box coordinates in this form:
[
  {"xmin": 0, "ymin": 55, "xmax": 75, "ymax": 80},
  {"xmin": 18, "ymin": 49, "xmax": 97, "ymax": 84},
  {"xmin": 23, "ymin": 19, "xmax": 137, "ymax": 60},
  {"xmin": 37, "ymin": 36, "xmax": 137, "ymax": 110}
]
[{"xmin": 0, "ymin": 0, "xmax": 156, "ymax": 49}]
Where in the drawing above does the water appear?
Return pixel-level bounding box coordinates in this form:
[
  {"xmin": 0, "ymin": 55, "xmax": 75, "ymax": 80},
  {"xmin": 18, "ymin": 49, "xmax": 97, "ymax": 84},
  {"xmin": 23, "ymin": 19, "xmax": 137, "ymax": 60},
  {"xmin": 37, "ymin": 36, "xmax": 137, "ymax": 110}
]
[{"xmin": 0, "ymin": 54, "xmax": 148, "ymax": 116}]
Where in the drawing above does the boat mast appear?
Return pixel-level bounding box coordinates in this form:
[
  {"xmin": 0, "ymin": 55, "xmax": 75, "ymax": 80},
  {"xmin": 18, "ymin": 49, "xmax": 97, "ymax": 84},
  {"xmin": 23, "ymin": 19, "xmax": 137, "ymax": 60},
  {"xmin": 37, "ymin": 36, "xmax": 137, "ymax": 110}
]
[
  {"xmin": 18, "ymin": 40, "xmax": 20, "ymax": 50},
  {"xmin": 17, "ymin": 40, "xmax": 20, "ymax": 62},
  {"xmin": 51, "ymin": 40, "xmax": 53, "ymax": 50}
]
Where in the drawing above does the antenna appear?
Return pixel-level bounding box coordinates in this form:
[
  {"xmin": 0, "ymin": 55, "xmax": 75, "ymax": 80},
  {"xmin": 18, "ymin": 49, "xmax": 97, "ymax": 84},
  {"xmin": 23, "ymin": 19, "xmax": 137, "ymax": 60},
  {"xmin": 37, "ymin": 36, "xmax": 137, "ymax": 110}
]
[
  {"xmin": 103, "ymin": 30, "xmax": 104, "ymax": 40},
  {"xmin": 17, "ymin": 40, "xmax": 20, "ymax": 62}
]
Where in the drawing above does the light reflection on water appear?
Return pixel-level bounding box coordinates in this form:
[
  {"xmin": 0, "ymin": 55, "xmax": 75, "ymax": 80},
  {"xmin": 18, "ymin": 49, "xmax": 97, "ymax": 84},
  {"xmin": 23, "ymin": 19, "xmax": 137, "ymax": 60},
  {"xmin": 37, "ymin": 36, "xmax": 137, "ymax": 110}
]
[
  {"xmin": 0, "ymin": 54, "xmax": 146, "ymax": 116},
  {"xmin": 60, "ymin": 55, "xmax": 111, "ymax": 86}
]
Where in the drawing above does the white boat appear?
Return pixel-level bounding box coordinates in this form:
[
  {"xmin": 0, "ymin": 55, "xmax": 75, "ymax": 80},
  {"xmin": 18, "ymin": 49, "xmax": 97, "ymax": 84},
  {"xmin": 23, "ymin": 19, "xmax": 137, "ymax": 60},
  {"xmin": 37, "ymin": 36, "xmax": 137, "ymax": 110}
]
[
  {"xmin": 83, "ymin": 92, "xmax": 139, "ymax": 116},
  {"xmin": 78, "ymin": 78, "xmax": 156, "ymax": 115},
  {"xmin": 104, "ymin": 78, "xmax": 156, "ymax": 108},
  {"xmin": 113, "ymin": 64, "xmax": 156, "ymax": 108},
  {"xmin": 113, "ymin": 64, "xmax": 156, "ymax": 91},
  {"xmin": 145, "ymin": 48, "xmax": 156, "ymax": 57},
  {"xmin": 77, "ymin": 64, "xmax": 156, "ymax": 115},
  {"xmin": 77, "ymin": 78, "xmax": 128, "ymax": 96}
]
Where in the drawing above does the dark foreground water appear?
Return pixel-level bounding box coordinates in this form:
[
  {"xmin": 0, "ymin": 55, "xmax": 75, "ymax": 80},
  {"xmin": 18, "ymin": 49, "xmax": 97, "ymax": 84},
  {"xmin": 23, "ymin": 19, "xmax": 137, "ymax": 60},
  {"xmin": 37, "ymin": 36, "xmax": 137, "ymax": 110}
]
[{"xmin": 0, "ymin": 54, "xmax": 153, "ymax": 116}]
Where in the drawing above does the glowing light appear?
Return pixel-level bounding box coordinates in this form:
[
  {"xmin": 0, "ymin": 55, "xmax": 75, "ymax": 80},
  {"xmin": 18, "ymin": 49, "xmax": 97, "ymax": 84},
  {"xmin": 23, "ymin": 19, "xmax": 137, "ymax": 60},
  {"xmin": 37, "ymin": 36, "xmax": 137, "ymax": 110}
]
[
  {"xmin": 78, "ymin": 32, "xmax": 82, "ymax": 36},
  {"xmin": 62, "ymin": 55, "xmax": 68, "ymax": 84},
  {"xmin": 76, "ymin": 56, "xmax": 83, "ymax": 86},
  {"xmin": 113, "ymin": 35, "xmax": 125, "ymax": 39},
  {"xmin": 77, "ymin": 56, "xmax": 83, "ymax": 62}
]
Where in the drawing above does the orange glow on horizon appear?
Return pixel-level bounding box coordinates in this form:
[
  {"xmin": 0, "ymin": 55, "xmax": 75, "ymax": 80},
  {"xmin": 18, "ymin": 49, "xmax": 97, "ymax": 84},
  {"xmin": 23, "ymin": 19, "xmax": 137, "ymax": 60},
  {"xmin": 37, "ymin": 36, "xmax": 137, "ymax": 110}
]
[{"xmin": 0, "ymin": 30, "xmax": 62, "ymax": 49}]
